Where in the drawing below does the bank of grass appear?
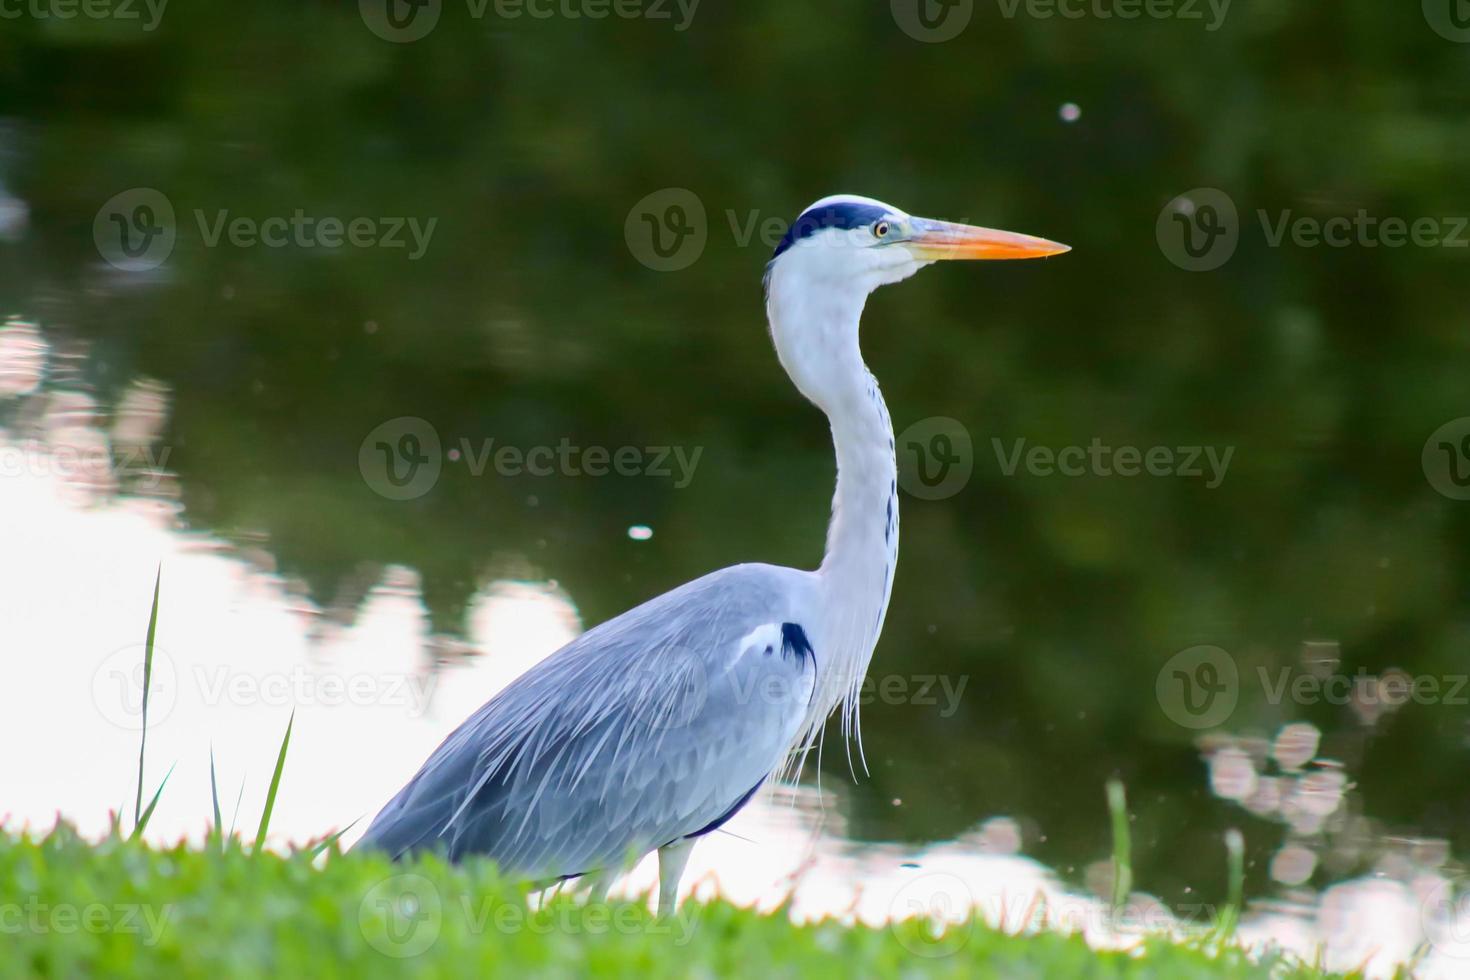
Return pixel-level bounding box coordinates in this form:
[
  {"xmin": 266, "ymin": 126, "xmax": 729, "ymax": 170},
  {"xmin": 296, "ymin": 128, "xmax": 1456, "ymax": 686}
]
[
  {"xmin": 1, "ymin": 826, "xmax": 1358, "ymax": 980},
  {"xmin": 8, "ymin": 576, "xmax": 1367, "ymax": 979}
]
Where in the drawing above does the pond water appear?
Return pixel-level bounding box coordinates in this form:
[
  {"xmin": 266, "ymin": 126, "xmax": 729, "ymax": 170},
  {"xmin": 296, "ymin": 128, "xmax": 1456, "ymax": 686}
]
[{"xmin": 3, "ymin": 5, "xmax": 1470, "ymax": 976}]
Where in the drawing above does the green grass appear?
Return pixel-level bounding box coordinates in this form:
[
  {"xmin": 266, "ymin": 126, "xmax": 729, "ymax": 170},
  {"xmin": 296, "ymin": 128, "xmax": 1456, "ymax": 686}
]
[{"xmin": 0, "ymin": 826, "xmax": 1357, "ymax": 980}]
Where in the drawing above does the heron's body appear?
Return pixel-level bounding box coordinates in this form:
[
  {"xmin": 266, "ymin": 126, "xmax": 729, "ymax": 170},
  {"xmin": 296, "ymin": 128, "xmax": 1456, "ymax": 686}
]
[
  {"xmin": 359, "ymin": 563, "xmax": 819, "ymax": 878},
  {"xmin": 356, "ymin": 195, "xmax": 1066, "ymax": 911}
]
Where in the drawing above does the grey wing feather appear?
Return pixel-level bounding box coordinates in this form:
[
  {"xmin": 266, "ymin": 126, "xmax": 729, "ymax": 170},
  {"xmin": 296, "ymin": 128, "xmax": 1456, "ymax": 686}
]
[{"xmin": 356, "ymin": 563, "xmax": 817, "ymax": 879}]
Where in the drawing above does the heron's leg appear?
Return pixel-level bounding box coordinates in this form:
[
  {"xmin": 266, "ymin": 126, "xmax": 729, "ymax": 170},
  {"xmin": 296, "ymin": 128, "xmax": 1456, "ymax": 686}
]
[
  {"xmin": 583, "ymin": 869, "xmax": 612, "ymax": 904},
  {"xmin": 656, "ymin": 838, "xmax": 696, "ymax": 917}
]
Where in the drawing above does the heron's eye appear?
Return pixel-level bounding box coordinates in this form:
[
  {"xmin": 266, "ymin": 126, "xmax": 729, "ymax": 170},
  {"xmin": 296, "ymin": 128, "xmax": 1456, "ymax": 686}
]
[{"xmin": 873, "ymin": 221, "xmax": 892, "ymax": 239}]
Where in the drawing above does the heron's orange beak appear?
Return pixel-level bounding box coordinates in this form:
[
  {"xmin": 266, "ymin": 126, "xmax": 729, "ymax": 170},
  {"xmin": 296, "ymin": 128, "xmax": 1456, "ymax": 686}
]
[{"xmin": 907, "ymin": 218, "xmax": 1070, "ymax": 261}]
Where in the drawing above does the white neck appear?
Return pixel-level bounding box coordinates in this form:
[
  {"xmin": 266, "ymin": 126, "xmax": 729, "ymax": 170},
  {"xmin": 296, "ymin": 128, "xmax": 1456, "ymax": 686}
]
[
  {"xmin": 816, "ymin": 363, "xmax": 899, "ymax": 745},
  {"xmin": 765, "ymin": 269, "xmax": 899, "ymax": 754}
]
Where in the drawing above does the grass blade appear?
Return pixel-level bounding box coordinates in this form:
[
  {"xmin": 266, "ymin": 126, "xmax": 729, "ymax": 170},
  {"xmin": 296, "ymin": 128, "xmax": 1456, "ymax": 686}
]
[
  {"xmin": 1106, "ymin": 778, "xmax": 1132, "ymax": 924},
  {"xmin": 1215, "ymin": 828, "xmax": 1245, "ymax": 944},
  {"xmin": 129, "ymin": 761, "xmax": 177, "ymax": 841},
  {"xmin": 133, "ymin": 566, "xmax": 162, "ymax": 828},
  {"xmin": 227, "ymin": 778, "xmax": 246, "ymax": 848},
  {"xmin": 307, "ymin": 818, "xmax": 361, "ymax": 860},
  {"xmin": 253, "ymin": 711, "xmax": 294, "ymax": 851},
  {"xmin": 208, "ymin": 745, "xmax": 223, "ymax": 851}
]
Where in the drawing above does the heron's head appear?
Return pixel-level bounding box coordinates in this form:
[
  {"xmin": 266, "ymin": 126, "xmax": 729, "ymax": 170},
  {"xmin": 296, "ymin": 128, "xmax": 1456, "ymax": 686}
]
[
  {"xmin": 766, "ymin": 194, "xmax": 1069, "ymax": 294},
  {"xmin": 765, "ymin": 194, "xmax": 1067, "ymax": 405}
]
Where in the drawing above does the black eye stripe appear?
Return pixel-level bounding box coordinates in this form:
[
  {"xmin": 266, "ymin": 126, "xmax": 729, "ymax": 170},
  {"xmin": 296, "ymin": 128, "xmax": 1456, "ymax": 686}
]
[{"xmin": 771, "ymin": 203, "xmax": 890, "ymax": 260}]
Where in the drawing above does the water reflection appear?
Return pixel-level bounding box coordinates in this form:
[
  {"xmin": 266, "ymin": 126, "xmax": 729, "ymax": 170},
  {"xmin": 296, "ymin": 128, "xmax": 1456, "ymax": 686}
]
[
  {"xmin": 0, "ymin": 317, "xmax": 174, "ymax": 506},
  {"xmin": 5, "ymin": 0, "xmax": 1470, "ymax": 969},
  {"xmin": 0, "ymin": 318, "xmax": 44, "ymax": 396},
  {"xmin": 4, "ymin": 405, "xmax": 1470, "ymax": 978}
]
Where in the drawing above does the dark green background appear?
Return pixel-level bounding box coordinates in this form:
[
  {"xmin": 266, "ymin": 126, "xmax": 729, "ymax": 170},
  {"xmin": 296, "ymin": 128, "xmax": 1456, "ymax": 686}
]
[{"xmin": 4, "ymin": 0, "xmax": 1468, "ymax": 908}]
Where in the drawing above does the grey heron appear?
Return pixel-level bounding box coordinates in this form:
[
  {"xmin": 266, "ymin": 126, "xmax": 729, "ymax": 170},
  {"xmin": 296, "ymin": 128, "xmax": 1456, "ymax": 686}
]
[{"xmin": 355, "ymin": 195, "xmax": 1068, "ymax": 914}]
